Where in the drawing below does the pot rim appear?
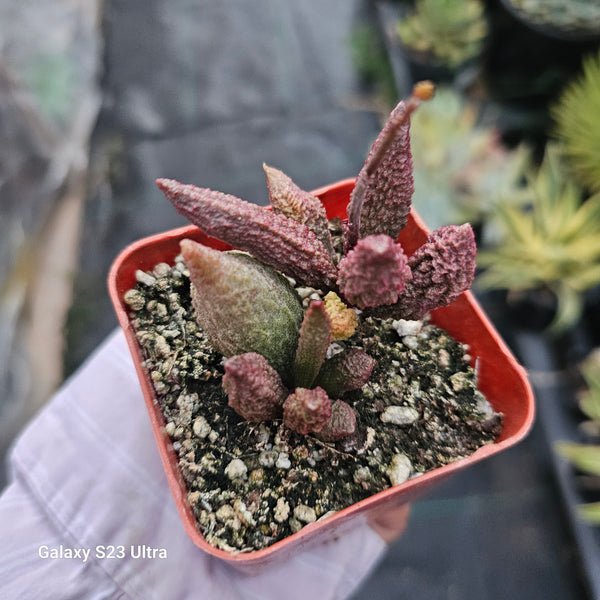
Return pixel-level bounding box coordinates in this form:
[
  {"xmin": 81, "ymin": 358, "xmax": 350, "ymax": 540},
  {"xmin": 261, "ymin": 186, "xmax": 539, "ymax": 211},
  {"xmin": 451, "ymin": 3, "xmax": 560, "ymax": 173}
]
[{"xmin": 108, "ymin": 178, "xmax": 535, "ymax": 567}]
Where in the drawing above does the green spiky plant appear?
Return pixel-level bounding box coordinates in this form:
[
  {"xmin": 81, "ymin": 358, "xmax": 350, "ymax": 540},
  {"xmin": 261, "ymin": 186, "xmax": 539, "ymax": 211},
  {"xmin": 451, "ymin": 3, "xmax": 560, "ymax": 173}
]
[
  {"xmin": 556, "ymin": 349, "xmax": 600, "ymax": 525},
  {"xmin": 397, "ymin": 0, "xmax": 488, "ymax": 69},
  {"xmin": 552, "ymin": 48, "xmax": 600, "ymax": 193},
  {"xmin": 476, "ymin": 144, "xmax": 600, "ymax": 332}
]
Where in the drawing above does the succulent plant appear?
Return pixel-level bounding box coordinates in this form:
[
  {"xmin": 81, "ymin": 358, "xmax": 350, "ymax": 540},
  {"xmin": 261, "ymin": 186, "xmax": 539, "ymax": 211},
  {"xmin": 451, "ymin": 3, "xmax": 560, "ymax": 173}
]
[
  {"xmin": 180, "ymin": 239, "xmax": 303, "ymax": 378},
  {"xmin": 158, "ymin": 82, "xmax": 478, "ymax": 441},
  {"xmin": 556, "ymin": 349, "xmax": 600, "ymax": 525},
  {"xmin": 477, "ymin": 144, "xmax": 600, "ymax": 332},
  {"xmin": 397, "ymin": 0, "xmax": 488, "ymax": 69},
  {"xmin": 552, "ymin": 48, "xmax": 600, "ymax": 193},
  {"xmin": 388, "ymin": 224, "xmax": 477, "ymax": 321}
]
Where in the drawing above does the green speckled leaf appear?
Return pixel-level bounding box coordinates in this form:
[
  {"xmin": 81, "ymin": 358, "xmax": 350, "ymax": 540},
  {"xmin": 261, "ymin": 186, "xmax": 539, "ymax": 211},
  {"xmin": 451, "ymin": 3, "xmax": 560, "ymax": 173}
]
[{"xmin": 181, "ymin": 239, "xmax": 303, "ymax": 379}]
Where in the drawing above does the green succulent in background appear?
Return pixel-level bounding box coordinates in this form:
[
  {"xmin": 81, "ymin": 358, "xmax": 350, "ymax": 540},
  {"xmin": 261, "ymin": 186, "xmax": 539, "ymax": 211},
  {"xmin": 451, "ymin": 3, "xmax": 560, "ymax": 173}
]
[
  {"xmin": 556, "ymin": 348, "xmax": 600, "ymax": 525},
  {"xmin": 552, "ymin": 48, "xmax": 600, "ymax": 193},
  {"xmin": 476, "ymin": 144, "xmax": 600, "ymax": 333},
  {"xmin": 579, "ymin": 349, "xmax": 600, "ymax": 426},
  {"xmin": 409, "ymin": 87, "xmax": 530, "ymax": 231},
  {"xmin": 397, "ymin": 0, "xmax": 488, "ymax": 69}
]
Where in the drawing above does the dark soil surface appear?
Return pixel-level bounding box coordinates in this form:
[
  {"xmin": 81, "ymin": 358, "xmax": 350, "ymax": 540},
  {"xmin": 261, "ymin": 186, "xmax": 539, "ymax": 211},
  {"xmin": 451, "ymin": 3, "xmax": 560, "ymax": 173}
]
[{"xmin": 124, "ymin": 254, "xmax": 502, "ymax": 553}]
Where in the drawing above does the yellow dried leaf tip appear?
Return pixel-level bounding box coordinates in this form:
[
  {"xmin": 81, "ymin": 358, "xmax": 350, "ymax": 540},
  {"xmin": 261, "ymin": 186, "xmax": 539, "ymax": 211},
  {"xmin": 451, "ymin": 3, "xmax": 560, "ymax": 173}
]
[
  {"xmin": 324, "ymin": 292, "xmax": 358, "ymax": 341},
  {"xmin": 413, "ymin": 80, "xmax": 435, "ymax": 102}
]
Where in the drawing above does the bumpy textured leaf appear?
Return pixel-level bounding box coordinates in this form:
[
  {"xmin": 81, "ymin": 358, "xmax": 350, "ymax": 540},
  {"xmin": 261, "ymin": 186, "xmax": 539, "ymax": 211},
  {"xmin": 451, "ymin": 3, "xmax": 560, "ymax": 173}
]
[
  {"xmin": 377, "ymin": 224, "xmax": 476, "ymax": 320},
  {"xmin": 293, "ymin": 300, "xmax": 332, "ymax": 389},
  {"xmin": 337, "ymin": 234, "xmax": 412, "ymax": 309},
  {"xmin": 317, "ymin": 400, "xmax": 357, "ymax": 442},
  {"xmin": 323, "ymin": 292, "xmax": 358, "ymax": 341},
  {"xmin": 283, "ymin": 387, "xmax": 332, "ymax": 435},
  {"xmin": 181, "ymin": 239, "xmax": 303, "ymax": 377},
  {"xmin": 346, "ymin": 101, "xmax": 414, "ymax": 248},
  {"xmin": 158, "ymin": 179, "xmax": 338, "ymax": 289},
  {"xmin": 315, "ymin": 347, "xmax": 375, "ymax": 398},
  {"xmin": 223, "ymin": 353, "xmax": 287, "ymax": 422},
  {"xmin": 264, "ymin": 164, "xmax": 335, "ymax": 257}
]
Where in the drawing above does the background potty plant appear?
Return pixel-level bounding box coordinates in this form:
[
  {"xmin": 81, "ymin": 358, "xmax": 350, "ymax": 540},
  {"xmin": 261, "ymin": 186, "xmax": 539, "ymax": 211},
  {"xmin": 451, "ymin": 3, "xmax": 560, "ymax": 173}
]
[
  {"xmin": 476, "ymin": 144, "xmax": 600, "ymax": 333},
  {"xmin": 397, "ymin": 0, "xmax": 488, "ymax": 69},
  {"xmin": 552, "ymin": 48, "xmax": 600, "ymax": 194},
  {"xmin": 557, "ymin": 349, "xmax": 600, "ymax": 525},
  {"xmin": 157, "ymin": 82, "xmax": 477, "ymax": 441}
]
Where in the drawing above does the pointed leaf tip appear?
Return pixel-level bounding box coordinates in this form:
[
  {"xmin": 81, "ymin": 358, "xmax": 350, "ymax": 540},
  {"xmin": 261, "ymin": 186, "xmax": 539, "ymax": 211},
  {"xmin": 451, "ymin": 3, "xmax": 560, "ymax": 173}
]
[
  {"xmin": 223, "ymin": 353, "xmax": 287, "ymax": 422},
  {"xmin": 346, "ymin": 100, "xmax": 414, "ymax": 248},
  {"xmin": 264, "ymin": 164, "xmax": 335, "ymax": 257},
  {"xmin": 293, "ymin": 300, "xmax": 332, "ymax": 388},
  {"xmin": 158, "ymin": 178, "xmax": 338, "ymax": 289}
]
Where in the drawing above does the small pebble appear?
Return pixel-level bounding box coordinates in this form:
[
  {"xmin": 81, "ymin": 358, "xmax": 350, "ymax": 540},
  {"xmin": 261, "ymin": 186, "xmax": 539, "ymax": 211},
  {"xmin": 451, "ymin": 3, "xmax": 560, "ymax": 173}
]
[
  {"xmin": 193, "ymin": 416, "xmax": 211, "ymax": 439},
  {"xmin": 296, "ymin": 287, "xmax": 314, "ymax": 300},
  {"xmin": 387, "ymin": 454, "xmax": 412, "ymax": 486},
  {"xmin": 392, "ymin": 319, "xmax": 422, "ymax": 337},
  {"xmin": 153, "ymin": 262, "xmax": 171, "ymax": 277},
  {"xmin": 224, "ymin": 459, "xmax": 247, "ymax": 480},
  {"xmin": 249, "ymin": 469, "xmax": 265, "ymax": 484},
  {"xmin": 438, "ymin": 349, "xmax": 451, "ymax": 368},
  {"xmin": 380, "ymin": 406, "xmax": 419, "ymax": 426},
  {"xmin": 215, "ymin": 504, "xmax": 235, "ymax": 522},
  {"xmin": 123, "ymin": 289, "xmax": 146, "ymax": 311},
  {"xmin": 450, "ymin": 372, "xmax": 468, "ymax": 392},
  {"xmin": 259, "ymin": 451, "xmax": 277, "ymax": 468},
  {"xmin": 289, "ymin": 518, "xmax": 303, "ymax": 533},
  {"xmin": 402, "ymin": 335, "xmax": 419, "ymax": 350},
  {"xmin": 165, "ymin": 422, "xmax": 176, "ymax": 436},
  {"xmin": 274, "ymin": 497, "xmax": 290, "ymax": 523},
  {"xmin": 275, "ymin": 453, "xmax": 291, "ymax": 470},
  {"xmin": 154, "ymin": 335, "xmax": 171, "ymax": 358},
  {"xmin": 135, "ymin": 270, "xmax": 156, "ymax": 286},
  {"xmin": 293, "ymin": 504, "xmax": 316, "ymax": 524},
  {"xmin": 233, "ymin": 499, "xmax": 256, "ymax": 526}
]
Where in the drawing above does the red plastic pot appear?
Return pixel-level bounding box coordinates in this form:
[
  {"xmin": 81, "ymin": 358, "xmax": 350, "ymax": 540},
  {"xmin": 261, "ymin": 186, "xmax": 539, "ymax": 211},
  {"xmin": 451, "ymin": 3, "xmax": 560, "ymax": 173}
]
[{"xmin": 108, "ymin": 178, "xmax": 535, "ymax": 571}]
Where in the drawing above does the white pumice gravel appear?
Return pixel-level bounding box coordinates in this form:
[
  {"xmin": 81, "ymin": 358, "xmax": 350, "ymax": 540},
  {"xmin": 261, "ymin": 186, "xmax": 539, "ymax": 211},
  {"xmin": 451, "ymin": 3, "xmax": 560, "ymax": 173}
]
[
  {"xmin": 392, "ymin": 319, "xmax": 422, "ymax": 337},
  {"xmin": 224, "ymin": 459, "xmax": 247, "ymax": 480},
  {"xmin": 387, "ymin": 454, "xmax": 413, "ymax": 486},
  {"xmin": 380, "ymin": 406, "xmax": 419, "ymax": 426}
]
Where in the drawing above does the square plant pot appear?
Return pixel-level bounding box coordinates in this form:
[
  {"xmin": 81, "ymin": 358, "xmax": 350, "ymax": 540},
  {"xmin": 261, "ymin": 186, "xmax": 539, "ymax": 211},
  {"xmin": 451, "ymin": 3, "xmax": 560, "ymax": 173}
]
[{"xmin": 108, "ymin": 178, "xmax": 535, "ymax": 571}]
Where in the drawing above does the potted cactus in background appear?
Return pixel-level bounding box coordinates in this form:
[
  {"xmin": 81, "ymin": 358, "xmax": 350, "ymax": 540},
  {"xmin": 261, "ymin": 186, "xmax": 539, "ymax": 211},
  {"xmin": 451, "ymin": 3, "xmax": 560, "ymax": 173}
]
[
  {"xmin": 476, "ymin": 144, "xmax": 600, "ymax": 334},
  {"xmin": 109, "ymin": 83, "xmax": 533, "ymax": 565},
  {"xmin": 552, "ymin": 48, "xmax": 600, "ymax": 194},
  {"xmin": 396, "ymin": 0, "xmax": 488, "ymax": 75},
  {"xmin": 557, "ymin": 348, "xmax": 600, "ymax": 525}
]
